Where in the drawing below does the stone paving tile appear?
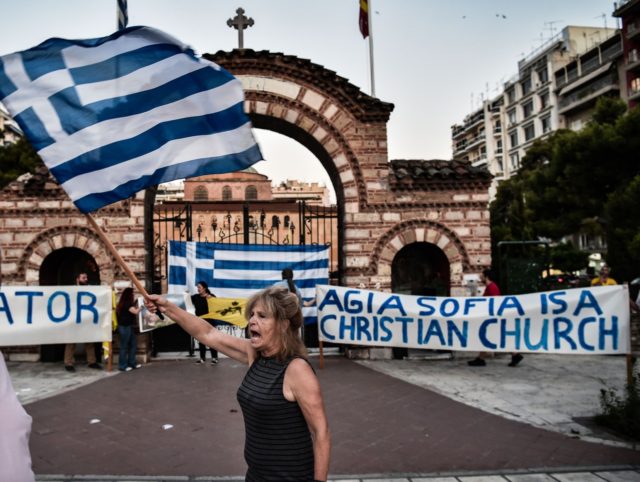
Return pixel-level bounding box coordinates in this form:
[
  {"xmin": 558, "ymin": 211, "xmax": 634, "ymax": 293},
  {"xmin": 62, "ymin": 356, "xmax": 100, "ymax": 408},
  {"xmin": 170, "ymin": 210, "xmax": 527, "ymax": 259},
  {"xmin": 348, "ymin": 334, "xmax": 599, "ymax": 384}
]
[
  {"xmin": 504, "ymin": 473, "xmax": 558, "ymax": 481},
  {"xmin": 411, "ymin": 477, "xmax": 460, "ymax": 481},
  {"xmin": 504, "ymin": 474, "xmax": 556, "ymax": 482},
  {"xmin": 594, "ymin": 470, "xmax": 640, "ymax": 482},
  {"xmin": 550, "ymin": 472, "xmax": 609, "ymax": 481},
  {"xmin": 457, "ymin": 476, "xmax": 509, "ymax": 482}
]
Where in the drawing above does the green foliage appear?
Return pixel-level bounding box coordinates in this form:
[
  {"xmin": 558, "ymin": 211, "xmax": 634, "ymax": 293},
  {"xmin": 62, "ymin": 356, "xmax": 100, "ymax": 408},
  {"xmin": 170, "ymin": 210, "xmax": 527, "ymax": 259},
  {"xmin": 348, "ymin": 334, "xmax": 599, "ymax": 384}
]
[
  {"xmin": 549, "ymin": 243, "xmax": 588, "ymax": 273},
  {"xmin": 0, "ymin": 138, "xmax": 42, "ymax": 189},
  {"xmin": 595, "ymin": 372, "xmax": 640, "ymax": 441},
  {"xmin": 490, "ymin": 98, "xmax": 640, "ymax": 281},
  {"xmin": 604, "ymin": 176, "xmax": 640, "ymax": 282}
]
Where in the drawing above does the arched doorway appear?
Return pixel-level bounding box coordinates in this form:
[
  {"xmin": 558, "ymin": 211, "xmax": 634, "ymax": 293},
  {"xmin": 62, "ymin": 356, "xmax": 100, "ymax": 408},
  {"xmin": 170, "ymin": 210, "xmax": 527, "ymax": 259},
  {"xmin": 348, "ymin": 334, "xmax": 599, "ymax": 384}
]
[
  {"xmin": 391, "ymin": 242, "xmax": 450, "ymax": 359},
  {"xmin": 39, "ymin": 247, "xmax": 101, "ymax": 361},
  {"xmin": 39, "ymin": 247, "xmax": 101, "ymax": 285},
  {"xmin": 391, "ymin": 242, "xmax": 450, "ymax": 296}
]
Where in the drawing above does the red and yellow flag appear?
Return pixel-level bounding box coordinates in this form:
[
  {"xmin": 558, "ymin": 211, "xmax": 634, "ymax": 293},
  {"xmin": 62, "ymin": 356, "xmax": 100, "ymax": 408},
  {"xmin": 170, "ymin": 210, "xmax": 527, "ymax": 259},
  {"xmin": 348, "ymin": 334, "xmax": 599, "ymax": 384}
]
[{"xmin": 359, "ymin": 0, "xmax": 369, "ymax": 38}]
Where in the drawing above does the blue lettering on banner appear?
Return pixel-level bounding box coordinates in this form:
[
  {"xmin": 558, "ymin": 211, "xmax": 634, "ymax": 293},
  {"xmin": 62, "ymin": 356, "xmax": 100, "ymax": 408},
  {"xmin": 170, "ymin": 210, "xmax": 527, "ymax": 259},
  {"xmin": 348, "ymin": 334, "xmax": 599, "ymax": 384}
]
[
  {"xmin": 421, "ymin": 319, "xmax": 445, "ymax": 345},
  {"xmin": 319, "ymin": 314, "xmax": 336, "ymax": 341},
  {"xmin": 549, "ymin": 291, "xmax": 568, "ymax": 314},
  {"xmin": 553, "ymin": 317, "xmax": 577, "ymax": 350},
  {"xmin": 48, "ymin": 291, "xmax": 71, "ymax": 323},
  {"xmin": 356, "ymin": 316, "xmax": 371, "ymax": 341},
  {"xmin": 318, "ymin": 289, "xmax": 342, "ymax": 312},
  {"xmin": 599, "ymin": 316, "xmax": 618, "ymax": 350},
  {"xmin": 448, "ymin": 320, "xmax": 468, "ymax": 347},
  {"xmin": 417, "ymin": 297, "xmax": 436, "ymax": 316},
  {"xmin": 344, "ymin": 290, "xmax": 363, "ymax": 313},
  {"xmin": 378, "ymin": 296, "xmax": 406, "ymax": 316},
  {"xmin": 500, "ymin": 318, "xmax": 521, "ymax": 350},
  {"xmin": 574, "ymin": 290, "xmax": 603, "ymax": 316},
  {"xmin": 523, "ymin": 318, "xmax": 548, "ymax": 350},
  {"xmin": 440, "ymin": 299, "xmax": 459, "ymax": 317},
  {"xmin": 76, "ymin": 291, "xmax": 99, "ymax": 324},
  {"xmin": 463, "ymin": 298, "xmax": 485, "ymax": 315},
  {"xmin": 15, "ymin": 291, "xmax": 44, "ymax": 324},
  {"xmin": 0, "ymin": 292, "xmax": 15, "ymax": 325},
  {"xmin": 578, "ymin": 316, "xmax": 597, "ymax": 351},
  {"xmin": 395, "ymin": 317, "xmax": 413, "ymax": 343},
  {"xmin": 497, "ymin": 296, "xmax": 524, "ymax": 316},
  {"xmin": 479, "ymin": 318, "xmax": 498, "ymax": 349}
]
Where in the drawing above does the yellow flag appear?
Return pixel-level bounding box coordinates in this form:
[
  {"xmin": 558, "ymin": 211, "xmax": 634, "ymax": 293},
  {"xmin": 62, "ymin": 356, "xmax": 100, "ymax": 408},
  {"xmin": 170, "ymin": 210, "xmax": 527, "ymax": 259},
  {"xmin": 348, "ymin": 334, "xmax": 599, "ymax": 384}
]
[{"xmin": 203, "ymin": 297, "xmax": 248, "ymax": 328}]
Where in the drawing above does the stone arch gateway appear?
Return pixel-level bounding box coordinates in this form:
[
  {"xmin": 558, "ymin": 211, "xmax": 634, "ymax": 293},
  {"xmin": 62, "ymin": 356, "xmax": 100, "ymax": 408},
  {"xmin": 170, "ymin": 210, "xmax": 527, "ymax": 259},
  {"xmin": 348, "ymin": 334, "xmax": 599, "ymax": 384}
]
[{"xmin": 207, "ymin": 50, "xmax": 492, "ymax": 294}]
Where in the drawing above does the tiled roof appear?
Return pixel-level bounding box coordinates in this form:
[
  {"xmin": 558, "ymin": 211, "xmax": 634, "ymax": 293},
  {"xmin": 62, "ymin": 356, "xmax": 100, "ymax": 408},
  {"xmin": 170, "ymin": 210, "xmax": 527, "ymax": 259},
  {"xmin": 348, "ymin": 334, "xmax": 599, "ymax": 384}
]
[{"xmin": 390, "ymin": 159, "xmax": 491, "ymax": 189}]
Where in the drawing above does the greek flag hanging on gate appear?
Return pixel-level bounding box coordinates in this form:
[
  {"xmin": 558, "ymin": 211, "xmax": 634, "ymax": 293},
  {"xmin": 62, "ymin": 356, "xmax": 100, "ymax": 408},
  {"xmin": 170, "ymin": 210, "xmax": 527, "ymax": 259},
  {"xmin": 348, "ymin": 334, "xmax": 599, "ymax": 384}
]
[
  {"xmin": 168, "ymin": 241, "xmax": 330, "ymax": 325},
  {"xmin": 0, "ymin": 26, "xmax": 262, "ymax": 213}
]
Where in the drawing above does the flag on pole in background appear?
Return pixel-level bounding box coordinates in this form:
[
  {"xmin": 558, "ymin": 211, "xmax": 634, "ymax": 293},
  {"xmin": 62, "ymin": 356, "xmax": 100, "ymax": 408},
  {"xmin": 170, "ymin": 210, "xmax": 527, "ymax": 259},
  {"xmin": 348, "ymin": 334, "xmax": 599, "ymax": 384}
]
[
  {"xmin": 0, "ymin": 26, "xmax": 262, "ymax": 213},
  {"xmin": 117, "ymin": 0, "xmax": 128, "ymax": 30},
  {"xmin": 168, "ymin": 242, "xmax": 330, "ymax": 325},
  {"xmin": 359, "ymin": 0, "xmax": 369, "ymax": 38}
]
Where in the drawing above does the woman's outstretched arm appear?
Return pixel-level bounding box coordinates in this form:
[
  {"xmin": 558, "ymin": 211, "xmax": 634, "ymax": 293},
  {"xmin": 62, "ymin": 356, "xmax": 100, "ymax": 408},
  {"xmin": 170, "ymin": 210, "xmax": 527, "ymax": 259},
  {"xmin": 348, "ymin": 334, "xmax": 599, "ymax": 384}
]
[{"xmin": 145, "ymin": 294, "xmax": 254, "ymax": 364}]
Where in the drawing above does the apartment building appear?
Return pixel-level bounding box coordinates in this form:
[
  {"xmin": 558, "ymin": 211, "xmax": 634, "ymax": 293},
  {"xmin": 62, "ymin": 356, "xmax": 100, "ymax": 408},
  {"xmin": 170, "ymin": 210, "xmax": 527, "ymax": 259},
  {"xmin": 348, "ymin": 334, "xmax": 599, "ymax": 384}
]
[
  {"xmin": 0, "ymin": 102, "xmax": 22, "ymax": 146},
  {"xmin": 452, "ymin": 26, "xmax": 617, "ymax": 197},
  {"xmin": 556, "ymin": 33, "xmax": 625, "ymax": 131},
  {"xmin": 614, "ymin": 0, "xmax": 640, "ymax": 108}
]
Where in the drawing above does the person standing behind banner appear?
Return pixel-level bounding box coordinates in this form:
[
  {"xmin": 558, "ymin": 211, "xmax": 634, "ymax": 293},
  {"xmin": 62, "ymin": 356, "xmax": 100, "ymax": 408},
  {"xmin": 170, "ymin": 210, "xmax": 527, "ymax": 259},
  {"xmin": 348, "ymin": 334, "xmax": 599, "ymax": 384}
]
[
  {"xmin": 274, "ymin": 268, "xmax": 303, "ymax": 304},
  {"xmin": 274, "ymin": 268, "xmax": 315, "ymax": 308},
  {"xmin": 0, "ymin": 351, "xmax": 36, "ymax": 482},
  {"xmin": 64, "ymin": 272, "xmax": 102, "ymax": 372},
  {"xmin": 115, "ymin": 287, "xmax": 142, "ymax": 372},
  {"xmin": 468, "ymin": 269, "xmax": 524, "ymax": 367},
  {"xmin": 192, "ymin": 281, "xmax": 219, "ymax": 365},
  {"xmin": 145, "ymin": 286, "xmax": 330, "ymax": 481},
  {"xmin": 591, "ymin": 265, "xmax": 617, "ymax": 286}
]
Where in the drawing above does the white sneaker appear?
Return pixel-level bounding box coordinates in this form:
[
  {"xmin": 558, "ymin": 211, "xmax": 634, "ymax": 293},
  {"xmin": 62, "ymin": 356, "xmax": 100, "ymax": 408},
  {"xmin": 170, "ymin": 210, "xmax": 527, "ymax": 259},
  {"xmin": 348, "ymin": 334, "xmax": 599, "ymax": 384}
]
[
  {"xmin": 134, "ymin": 364, "xmax": 142, "ymax": 369},
  {"xmin": 125, "ymin": 367, "xmax": 133, "ymax": 372}
]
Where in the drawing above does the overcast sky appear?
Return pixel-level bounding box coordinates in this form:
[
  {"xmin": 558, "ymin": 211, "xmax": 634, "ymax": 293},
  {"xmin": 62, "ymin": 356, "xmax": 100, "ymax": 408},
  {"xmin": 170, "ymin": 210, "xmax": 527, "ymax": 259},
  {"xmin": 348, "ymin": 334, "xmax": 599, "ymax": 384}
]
[{"xmin": 2, "ymin": 0, "xmax": 619, "ymax": 197}]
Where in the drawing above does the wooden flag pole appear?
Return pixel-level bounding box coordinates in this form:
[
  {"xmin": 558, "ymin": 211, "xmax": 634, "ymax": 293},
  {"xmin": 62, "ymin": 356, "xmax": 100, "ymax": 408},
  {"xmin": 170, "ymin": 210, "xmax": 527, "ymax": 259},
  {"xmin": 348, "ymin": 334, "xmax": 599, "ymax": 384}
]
[
  {"xmin": 85, "ymin": 213, "xmax": 152, "ymax": 299},
  {"xmin": 319, "ymin": 339, "xmax": 325, "ymax": 369},
  {"xmin": 85, "ymin": 213, "xmax": 154, "ymax": 372}
]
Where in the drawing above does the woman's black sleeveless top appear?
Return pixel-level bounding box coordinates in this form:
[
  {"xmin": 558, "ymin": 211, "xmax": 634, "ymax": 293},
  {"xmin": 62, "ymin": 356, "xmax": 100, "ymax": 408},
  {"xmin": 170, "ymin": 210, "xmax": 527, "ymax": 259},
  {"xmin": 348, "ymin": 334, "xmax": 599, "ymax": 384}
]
[{"xmin": 236, "ymin": 356, "xmax": 314, "ymax": 481}]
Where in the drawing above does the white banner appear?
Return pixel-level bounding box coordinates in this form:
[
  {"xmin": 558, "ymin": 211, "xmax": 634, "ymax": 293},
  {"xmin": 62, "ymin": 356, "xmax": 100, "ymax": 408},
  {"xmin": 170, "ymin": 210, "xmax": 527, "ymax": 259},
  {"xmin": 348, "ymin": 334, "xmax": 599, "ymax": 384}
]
[
  {"xmin": 317, "ymin": 285, "xmax": 630, "ymax": 355},
  {"xmin": 0, "ymin": 286, "xmax": 112, "ymax": 346}
]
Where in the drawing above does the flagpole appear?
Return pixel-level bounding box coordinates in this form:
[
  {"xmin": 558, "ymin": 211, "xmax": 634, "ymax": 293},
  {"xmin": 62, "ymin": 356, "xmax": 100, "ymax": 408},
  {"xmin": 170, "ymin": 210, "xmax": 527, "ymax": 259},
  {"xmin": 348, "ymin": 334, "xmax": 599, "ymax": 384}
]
[
  {"xmin": 367, "ymin": 0, "xmax": 375, "ymax": 97},
  {"xmin": 101, "ymin": 0, "xmax": 130, "ymax": 373},
  {"xmin": 85, "ymin": 212, "xmax": 157, "ymax": 372},
  {"xmin": 85, "ymin": 213, "xmax": 152, "ymax": 300}
]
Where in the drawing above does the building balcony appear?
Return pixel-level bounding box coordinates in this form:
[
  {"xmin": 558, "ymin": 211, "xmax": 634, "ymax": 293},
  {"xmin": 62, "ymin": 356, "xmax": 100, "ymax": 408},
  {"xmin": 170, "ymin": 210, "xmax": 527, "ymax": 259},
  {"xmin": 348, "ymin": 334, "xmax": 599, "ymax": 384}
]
[
  {"xmin": 627, "ymin": 24, "xmax": 640, "ymax": 40},
  {"xmin": 471, "ymin": 156, "xmax": 488, "ymax": 168}
]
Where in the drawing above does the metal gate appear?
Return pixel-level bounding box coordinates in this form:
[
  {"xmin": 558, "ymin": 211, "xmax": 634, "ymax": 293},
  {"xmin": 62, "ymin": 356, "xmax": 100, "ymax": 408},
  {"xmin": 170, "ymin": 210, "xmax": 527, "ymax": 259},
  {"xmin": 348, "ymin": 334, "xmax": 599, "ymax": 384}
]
[{"xmin": 151, "ymin": 200, "xmax": 338, "ymax": 352}]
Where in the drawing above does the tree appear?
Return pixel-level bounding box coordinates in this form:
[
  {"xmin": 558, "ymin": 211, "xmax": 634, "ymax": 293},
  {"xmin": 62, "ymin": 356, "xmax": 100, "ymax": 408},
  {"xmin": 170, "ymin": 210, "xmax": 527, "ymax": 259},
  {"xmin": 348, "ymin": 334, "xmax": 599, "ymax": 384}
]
[
  {"xmin": 0, "ymin": 138, "xmax": 42, "ymax": 189},
  {"xmin": 490, "ymin": 99, "xmax": 640, "ymax": 280}
]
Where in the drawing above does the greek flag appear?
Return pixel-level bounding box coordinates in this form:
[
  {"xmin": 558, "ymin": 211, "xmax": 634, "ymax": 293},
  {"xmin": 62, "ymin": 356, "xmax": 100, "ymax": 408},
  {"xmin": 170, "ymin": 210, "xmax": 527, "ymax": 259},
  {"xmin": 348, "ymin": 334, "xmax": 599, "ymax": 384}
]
[
  {"xmin": 0, "ymin": 26, "xmax": 262, "ymax": 213},
  {"xmin": 168, "ymin": 242, "xmax": 330, "ymax": 325}
]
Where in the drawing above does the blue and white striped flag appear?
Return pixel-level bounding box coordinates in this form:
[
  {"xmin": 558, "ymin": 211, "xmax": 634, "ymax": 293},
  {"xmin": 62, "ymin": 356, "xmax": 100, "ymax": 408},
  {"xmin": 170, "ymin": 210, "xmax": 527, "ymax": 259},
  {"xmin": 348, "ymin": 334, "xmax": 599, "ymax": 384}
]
[
  {"xmin": 168, "ymin": 242, "xmax": 330, "ymax": 324},
  {"xmin": 0, "ymin": 26, "xmax": 262, "ymax": 213}
]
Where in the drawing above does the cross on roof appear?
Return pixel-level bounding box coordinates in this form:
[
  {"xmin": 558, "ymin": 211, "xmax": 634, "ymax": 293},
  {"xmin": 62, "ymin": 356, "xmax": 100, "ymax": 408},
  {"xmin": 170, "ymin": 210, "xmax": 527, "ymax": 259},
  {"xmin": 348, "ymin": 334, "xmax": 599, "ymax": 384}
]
[{"xmin": 227, "ymin": 8, "xmax": 254, "ymax": 49}]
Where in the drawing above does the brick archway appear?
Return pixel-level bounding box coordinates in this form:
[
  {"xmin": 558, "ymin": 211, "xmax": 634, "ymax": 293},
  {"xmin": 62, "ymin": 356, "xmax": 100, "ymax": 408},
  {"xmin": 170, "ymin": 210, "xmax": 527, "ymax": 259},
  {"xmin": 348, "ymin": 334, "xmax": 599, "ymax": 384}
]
[
  {"xmin": 370, "ymin": 220, "xmax": 471, "ymax": 290},
  {"xmin": 209, "ymin": 50, "xmax": 394, "ymax": 210},
  {"xmin": 19, "ymin": 226, "xmax": 119, "ymax": 285},
  {"xmin": 199, "ymin": 49, "xmax": 492, "ymax": 295}
]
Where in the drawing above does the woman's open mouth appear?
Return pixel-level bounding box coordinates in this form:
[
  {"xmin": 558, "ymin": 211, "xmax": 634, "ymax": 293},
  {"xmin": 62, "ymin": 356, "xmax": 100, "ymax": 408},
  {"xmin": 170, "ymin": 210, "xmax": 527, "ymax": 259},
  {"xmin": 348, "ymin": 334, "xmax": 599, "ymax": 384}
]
[{"xmin": 250, "ymin": 329, "xmax": 261, "ymax": 342}]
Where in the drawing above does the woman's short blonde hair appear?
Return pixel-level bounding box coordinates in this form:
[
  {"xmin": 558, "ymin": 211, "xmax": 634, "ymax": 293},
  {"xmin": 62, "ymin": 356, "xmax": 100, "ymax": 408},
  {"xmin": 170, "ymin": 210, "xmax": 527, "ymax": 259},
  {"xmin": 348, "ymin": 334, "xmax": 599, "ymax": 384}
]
[{"xmin": 245, "ymin": 286, "xmax": 307, "ymax": 361}]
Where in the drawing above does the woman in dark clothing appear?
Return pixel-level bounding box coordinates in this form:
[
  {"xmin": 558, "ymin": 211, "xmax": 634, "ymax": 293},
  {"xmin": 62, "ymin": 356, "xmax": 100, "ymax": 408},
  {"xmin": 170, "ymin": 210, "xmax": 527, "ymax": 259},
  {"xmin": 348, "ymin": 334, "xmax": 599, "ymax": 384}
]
[
  {"xmin": 191, "ymin": 281, "xmax": 218, "ymax": 364},
  {"xmin": 115, "ymin": 287, "xmax": 142, "ymax": 372},
  {"xmin": 145, "ymin": 286, "xmax": 330, "ymax": 482}
]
